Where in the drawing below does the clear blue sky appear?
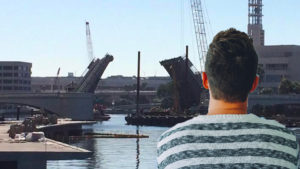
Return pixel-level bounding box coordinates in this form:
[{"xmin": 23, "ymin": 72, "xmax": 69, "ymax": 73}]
[{"xmin": 0, "ymin": 0, "xmax": 299, "ymax": 77}]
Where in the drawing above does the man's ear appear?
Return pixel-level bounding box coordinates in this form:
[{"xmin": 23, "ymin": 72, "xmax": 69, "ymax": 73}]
[
  {"xmin": 250, "ymin": 75, "xmax": 259, "ymax": 92},
  {"xmin": 202, "ymin": 72, "xmax": 209, "ymax": 90}
]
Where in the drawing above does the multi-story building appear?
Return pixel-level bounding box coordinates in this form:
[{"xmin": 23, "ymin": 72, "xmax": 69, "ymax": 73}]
[
  {"xmin": 0, "ymin": 61, "xmax": 32, "ymax": 114},
  {"xmin": 248, "ymin": 0, "xmax": 300, "ymax": 90},
  {"xmin": 0, "ymin": 61, "xmax": 32, "ymax": 93}
]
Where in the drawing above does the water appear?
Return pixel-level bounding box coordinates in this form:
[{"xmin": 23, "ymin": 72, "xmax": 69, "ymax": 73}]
[
  {"xmin": 47, "ymin": 114, "xmax": 300, "ymax": 169},
  {"xmin": 47, "ymin": 114, "xmax": 169, "ymax": 169}
]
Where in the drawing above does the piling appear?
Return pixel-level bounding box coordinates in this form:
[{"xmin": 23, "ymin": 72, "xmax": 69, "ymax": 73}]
[{"xmin": 136, "ymin": 51, "xmax": 141, "ymax": 116}]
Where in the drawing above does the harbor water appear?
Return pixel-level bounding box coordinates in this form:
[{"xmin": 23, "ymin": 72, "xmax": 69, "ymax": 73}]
[
  {"xmin": 47, "ymin": 114, "xmax": 168, "ymax": 169},
  {"xmin": 47, "ymin": 114, "xmax": 300, "ymax": 169}
]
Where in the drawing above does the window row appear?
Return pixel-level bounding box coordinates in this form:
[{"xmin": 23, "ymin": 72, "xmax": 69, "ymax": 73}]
[
  {"xmin": 0, "ymin": 80, "xmax": 31, "ymax": 84},
  {"xmin": 265, "ymin": 75, "xmax": 282, "ymax": 82},
  {"xmin": 0, "ymin": 86, "xmax": 31, "ymax": 91},
  {"xmin": 0, "ymin": 66, "xmax": 30, "ymax": 71},
  {"xmin": 0, "ymin": 72, "xmax": 30, "ymax": 77},
  {"xmin": 266, "ymin": 64, "xmax": 288, "ymax": 71}
]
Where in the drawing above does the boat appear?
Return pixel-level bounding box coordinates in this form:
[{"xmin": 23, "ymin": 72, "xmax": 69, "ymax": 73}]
[{"xmin": 93, "ymin": 104, "xmax": 111, "ymax": 121}]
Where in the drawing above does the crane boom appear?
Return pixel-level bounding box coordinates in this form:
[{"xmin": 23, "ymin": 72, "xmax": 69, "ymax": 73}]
[
  {"xmin": 190, "ymin": 0, "xmax": 208, "ymax": 72},
  {"xmin": 86, "ymin": 22, "xmax": 94, "ymax": 62},
  {"xmin": 53, "ymin": 67, "xmax": 60, "ymax": 92}
]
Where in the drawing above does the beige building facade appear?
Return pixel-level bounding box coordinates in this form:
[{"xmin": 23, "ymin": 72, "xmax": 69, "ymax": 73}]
[{"xmin": 248, "ymin": 0, "xmax": 300, "ymax": 90}]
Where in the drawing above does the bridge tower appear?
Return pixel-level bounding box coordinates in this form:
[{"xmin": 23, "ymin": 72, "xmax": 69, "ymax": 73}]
[{"xmin": 248, "ymin": 0, "xmax": 264, "ymax": 46}]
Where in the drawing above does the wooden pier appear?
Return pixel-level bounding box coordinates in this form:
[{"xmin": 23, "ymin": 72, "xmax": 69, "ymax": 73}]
[{"xmin": 0, "ymin": 121, "xmax": 93, "ymax": 169}]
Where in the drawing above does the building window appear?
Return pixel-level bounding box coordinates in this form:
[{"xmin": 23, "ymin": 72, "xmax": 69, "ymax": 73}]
[
  {"xmin": 14, "ymin": 66, "xmax": 18, "ymax": 70},
  {"xmin": 284, "ymin": 52, "xmax": 293, "ymax": 57},
  {"xmin": 3, "ymin": 73, "xmax": 13, "ymax": 77},
  {"xmin": 3, "ymin": 86, "xmax": 12, "ymax": 90},
  {"xmin": 3, "ymin": 80, "xmax": 12, "ymax": 84},
  {"xmin": 3, "ymin": 66, "xmax": 13, "ymax": 70},
  {"xmin": 266, "ymin": 75, "xmax": 282, "ymax": 82},
  {"xmin": 266, "ymin": 64, "xmax": 288, "ymax": 71}
]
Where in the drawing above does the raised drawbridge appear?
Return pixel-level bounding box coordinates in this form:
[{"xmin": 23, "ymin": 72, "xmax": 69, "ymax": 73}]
[
  {"xmin": 160, "ymin": 56, "xmax": 205, "ymax": 112},
  {"xmin": 75, "ymin": 54, "xmax": 114, "ymax": 93}
]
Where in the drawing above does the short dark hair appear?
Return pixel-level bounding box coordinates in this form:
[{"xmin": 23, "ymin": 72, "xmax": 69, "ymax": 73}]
[{"xmin": 205, "ymin": 28, "xmax": 258, "ymax": 102}]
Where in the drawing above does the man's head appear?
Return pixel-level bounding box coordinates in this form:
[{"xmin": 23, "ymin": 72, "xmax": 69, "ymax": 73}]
[{"xmin": 202, "ymin": 28, "xmax": 259, "ymax": 102}]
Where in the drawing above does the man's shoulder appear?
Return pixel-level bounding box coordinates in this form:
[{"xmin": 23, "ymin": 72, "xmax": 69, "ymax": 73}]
[
  {"xmin": 158, "ymin": 113, "xmax": 295, "ymax": 142},
  {"xmin": 157, "ymin": 114, "xmax": 299, "ymax": 169},
  {"xmin": 157, "ymin": 114, "xmax": 297, "ymax": 157}
]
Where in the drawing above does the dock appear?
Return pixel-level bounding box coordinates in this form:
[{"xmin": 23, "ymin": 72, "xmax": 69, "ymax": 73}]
[{"xmin": 0, "ymin": 121, "xmax": 93, "ymax": 169}]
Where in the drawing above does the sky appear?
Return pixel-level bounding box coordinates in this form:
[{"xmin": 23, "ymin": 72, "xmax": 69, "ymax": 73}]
[{"xmin": 0, "ymin": 0, "xmax": 299, "ymax": 77}]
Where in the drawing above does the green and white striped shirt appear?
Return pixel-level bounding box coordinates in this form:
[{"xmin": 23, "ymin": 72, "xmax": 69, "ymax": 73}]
[{"xmin": 157, "ymin": 114, "xmax": 299, "ymax": 169}]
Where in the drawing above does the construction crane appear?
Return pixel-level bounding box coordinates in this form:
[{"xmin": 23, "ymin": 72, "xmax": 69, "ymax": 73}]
[
  {"xmin": 190, "ymin": 0, "xmax": 210, "ymax": 106},
  {"xmin": 53, "ymin": 67, "xmax": 60, "ymax": 92},
  {"xmin": 190, "ymin": 0, "xmax": 209, "ymax": 73},
  {"xmin": 86, "ymin": 21, "xmax": 95, "ymax": 62},
  {"xmin": 79, "ymin": 21, "xmax": 95, "ymax": 78}
]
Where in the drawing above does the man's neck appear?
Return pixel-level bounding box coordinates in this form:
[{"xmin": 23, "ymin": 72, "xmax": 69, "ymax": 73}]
[{"xmin": 207, "ymin": 97, "xmax": 248, "ymax": 115}]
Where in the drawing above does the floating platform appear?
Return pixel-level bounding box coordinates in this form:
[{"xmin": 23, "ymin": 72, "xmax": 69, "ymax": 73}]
[
  {"xmin": 37, "ymin": 119, "xmax": 96, "ymax": 142},
  {"xmin": 69, "ymin": 132, "xmax": 149, "ymax": 139},
  {"xmin": 125, "ymin": 115, "xmax": 194, "ymax": 127}
]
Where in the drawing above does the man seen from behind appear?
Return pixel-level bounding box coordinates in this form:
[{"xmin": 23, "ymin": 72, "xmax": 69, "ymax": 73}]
[{"xmin": 157, "ymin": 28, "xmax": 299, "ymax": 169}]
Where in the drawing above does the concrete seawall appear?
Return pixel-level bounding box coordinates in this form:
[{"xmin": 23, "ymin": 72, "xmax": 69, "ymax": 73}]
[{"xmin": 248, "ymin": 94, "xmax": 300, "ymax": 111}]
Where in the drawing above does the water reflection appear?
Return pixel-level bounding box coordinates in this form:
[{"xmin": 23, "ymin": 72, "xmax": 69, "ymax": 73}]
[
  {"xmin": 48, "ymin": 114, "xmax": 168, "ymax": 169},
  {"xmin": 136, "ymin": 125, "xmax": 140, "ymax": 169},
  {"xmin": 47, "ymin": 114, "xmax": 300, "ymax": 169}
]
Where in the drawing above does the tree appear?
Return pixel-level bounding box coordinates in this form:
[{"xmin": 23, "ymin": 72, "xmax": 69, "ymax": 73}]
[
  {"xmin": 259, "ymin": 88, "xmax": 273, "ymax": 95},
  {"xmin": 279, "ymin": 78, "xmax": 293, "ymax": 94},
  {"xmin": 157, "ymin": 81, "xmax": 175, "ymax": 109},
  {"xmin": 257, "ymin": 64, "xmax": 265, "ymax": 83},
  {"xmin": 161, "ymin": 97, "xmax": 174, "ymax": 109},
  {"xmin": 141, "ymin": 82, "xmax": 147, "ymax": 90},
  {"xmin": 157, "ymin": 81, "xmax": 174, "ymax": 98},
  {"xmin": 294, "ymin": 82, "xmax": 300, "ymax": 94},
  {"xmin": 279, "ymin": 78, "xmax": 300, "ymax": 94}
]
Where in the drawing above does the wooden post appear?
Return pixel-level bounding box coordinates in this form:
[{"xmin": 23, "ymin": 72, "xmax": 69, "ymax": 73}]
[
  {"xmin": 136, "ymin": 51, "xmax": 141, "ymax": 116},
  {"xmin": 185, "ymin": 45, "xmax": 189, "ymax": 81},
  {"xmin": 16, "ymin": 106, "xmax": 20, "ymax": 120}
]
